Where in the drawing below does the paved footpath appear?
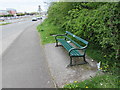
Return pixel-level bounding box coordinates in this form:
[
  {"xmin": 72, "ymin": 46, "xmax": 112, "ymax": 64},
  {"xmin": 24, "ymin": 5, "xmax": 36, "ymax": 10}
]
[
  {"xmin": 2, "ymin": 22, "xmax": 54, "ymax": 88},
  {"xmin": 45, "ymin": 43, "xmax": 98, "ymax": 87}
]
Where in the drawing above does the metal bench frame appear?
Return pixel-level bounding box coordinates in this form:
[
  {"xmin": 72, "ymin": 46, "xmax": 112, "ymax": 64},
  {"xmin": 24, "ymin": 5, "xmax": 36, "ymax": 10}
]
[{"xmin": 55, "ymin": 31, "xmax": 89, "ymax": 67}]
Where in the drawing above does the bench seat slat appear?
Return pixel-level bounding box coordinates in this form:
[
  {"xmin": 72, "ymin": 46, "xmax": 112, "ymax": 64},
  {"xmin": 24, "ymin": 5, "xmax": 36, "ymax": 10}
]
[
  {"xmin": 65, "ymin": 36, "xmax": 83, "ymax": 48},
  {"xmin": 57, "ymin": 39, "xmax": 84, "ymax": 56}
]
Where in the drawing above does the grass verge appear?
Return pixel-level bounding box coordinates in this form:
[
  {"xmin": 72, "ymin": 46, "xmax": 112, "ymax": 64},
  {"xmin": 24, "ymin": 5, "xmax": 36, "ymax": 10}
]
[
  {"xmin": 0, "ymin": 23, "xmax": 11, "ymax": 26},
  {"xmin": 64, "ymin": 74, "xmax": 119, "ymax": 88},
  {"xmin": 37, "ymin": 19, "xmax": 64, "ymax": 44}
]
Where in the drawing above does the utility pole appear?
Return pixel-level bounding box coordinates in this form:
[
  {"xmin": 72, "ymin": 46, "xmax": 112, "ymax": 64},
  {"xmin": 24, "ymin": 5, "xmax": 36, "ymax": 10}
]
[{"xmin": 38, "ymin": 5, "xmax": 41, "ymax": 16}]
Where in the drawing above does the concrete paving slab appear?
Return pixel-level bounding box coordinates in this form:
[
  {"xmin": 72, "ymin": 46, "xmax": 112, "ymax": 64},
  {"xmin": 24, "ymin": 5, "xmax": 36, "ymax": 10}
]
[{"xmin": 45, "ymin": 43, "xmax": 99, "ymax": 88}]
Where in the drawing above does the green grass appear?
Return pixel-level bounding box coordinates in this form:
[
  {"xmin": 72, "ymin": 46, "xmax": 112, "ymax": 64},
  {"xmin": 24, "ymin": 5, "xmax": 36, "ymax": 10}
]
[
  {"xmin": 64, "ymin": 74, "xmax": 120, "ymax": 88},
  {"xmin": 37, "ymin": 19, "xmax": 64, "ymax": 44},
  {"xmin": 0, "ymin": 23, "xmax": 11, "ymax": 25}
]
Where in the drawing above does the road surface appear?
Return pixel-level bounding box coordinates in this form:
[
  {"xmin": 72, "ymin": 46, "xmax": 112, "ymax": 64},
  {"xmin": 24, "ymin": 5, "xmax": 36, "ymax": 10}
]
[
  {"xmin": 1, "ymin": 19, "xmax": 54, "ymax": 88},
  {"xmin": 1, "ymin": 18, "xmax": 37, "ymax": 55}
]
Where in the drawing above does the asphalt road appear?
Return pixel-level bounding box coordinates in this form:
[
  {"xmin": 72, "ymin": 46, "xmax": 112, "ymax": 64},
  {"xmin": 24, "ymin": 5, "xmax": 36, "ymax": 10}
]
[
  {"xmin": 0, "ymin": 18, "xmax": 38, "ymax": 55},
  {"xmin": 2, "ymin": 19, "xmax": 54, "ymax": 88}
]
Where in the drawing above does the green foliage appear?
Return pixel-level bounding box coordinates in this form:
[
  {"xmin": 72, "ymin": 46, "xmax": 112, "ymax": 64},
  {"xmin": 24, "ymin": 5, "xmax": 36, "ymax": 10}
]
[
  {"xmin": 64, "ymin": 74, "xmax": 120, "ymax": 88},
  {"xmin": 16, "ymin": 13, "xmax": 25, "ymax": 16},
  {"xmin": 46, "ymin": 2, "xmax": 120, "ymax": 75},
  {"xmin": 47, "ymin": 2, "xmax": 77, "ymax": 25},
  {"xmin": 87, "ymin": 44, "xmax": 120, "ymax": 75},
  {"xmin": 0, "ymin": 14, "xmax": 14, "ymax": 17},
  {"xmin": 48, "ymin": 2, "xmax": 120, "ymax": 60}
]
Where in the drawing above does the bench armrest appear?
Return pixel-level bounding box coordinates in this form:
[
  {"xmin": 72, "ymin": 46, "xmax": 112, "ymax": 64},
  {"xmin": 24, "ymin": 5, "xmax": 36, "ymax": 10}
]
[
  {"xmin": 56, "ymin": 34, "xmax": 66, "ymax": 36},
  {"xmin": 68, "ymin": 46, "xmax": 87, "ymax": 56},
  {"xmin": 55, "ymin": 34, "xmax": 66, "ymax": 40}
]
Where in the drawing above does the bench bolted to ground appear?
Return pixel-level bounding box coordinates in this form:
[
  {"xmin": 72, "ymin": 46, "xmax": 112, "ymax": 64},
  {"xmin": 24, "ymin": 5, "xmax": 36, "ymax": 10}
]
[{"xmin": 55, "ymin": 31, "xmax": 89, "ymax": 67}]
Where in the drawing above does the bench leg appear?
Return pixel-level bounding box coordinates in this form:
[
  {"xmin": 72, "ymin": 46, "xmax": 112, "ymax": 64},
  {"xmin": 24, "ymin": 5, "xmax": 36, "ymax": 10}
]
[
  {"xmin": 83, "ymin": 56, "xmax": 87, "ymax": 63},
  {"xmin": 70, "ymin": 57, "xmax": 72, "ymax": 66},
  {"xmin": 67, "ymin": 57, "xmax": 73, "ymax": 67},
  {"xmin": 55, "ymin": 40, "xmax": 58, "ymax": 47}
]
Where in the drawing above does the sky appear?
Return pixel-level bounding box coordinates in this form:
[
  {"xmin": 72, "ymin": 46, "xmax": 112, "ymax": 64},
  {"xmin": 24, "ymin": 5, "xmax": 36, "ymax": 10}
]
[{"xmin": 0, "ymin": 0, "xmax": 58, "ymax": 13}]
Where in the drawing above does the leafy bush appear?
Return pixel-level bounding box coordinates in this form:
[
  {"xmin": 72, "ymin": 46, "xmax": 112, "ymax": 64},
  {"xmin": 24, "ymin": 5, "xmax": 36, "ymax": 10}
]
[
  {"xmin": 47, "ymin": 2, "xmax": 79, "ymax": 25},
  {"xmin": 0, "ymin": 14, "xmax": 14, "ymax": 17},
  {"xmin": 16, "ymin": 13, "xmax": 25, "ymax": 16},
  {"xmin": 64, "ymin": 2, "xmax": 120, "ymax": 60},
  {"xmin": 47, "ymin": 2, "xmax": 120, "ymax": 65}
]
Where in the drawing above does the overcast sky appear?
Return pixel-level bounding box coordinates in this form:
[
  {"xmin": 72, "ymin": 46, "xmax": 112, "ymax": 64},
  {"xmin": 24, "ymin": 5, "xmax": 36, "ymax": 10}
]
[{"xmin": 0, "ymin": 0, "xmax": 58, "ymax": 13}]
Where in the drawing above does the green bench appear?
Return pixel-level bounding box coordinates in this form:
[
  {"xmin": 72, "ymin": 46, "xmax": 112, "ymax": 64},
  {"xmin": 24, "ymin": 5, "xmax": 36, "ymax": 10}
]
[{"xmin": 55, "ymin": 31, "xmax": 89, "ymax": 66}]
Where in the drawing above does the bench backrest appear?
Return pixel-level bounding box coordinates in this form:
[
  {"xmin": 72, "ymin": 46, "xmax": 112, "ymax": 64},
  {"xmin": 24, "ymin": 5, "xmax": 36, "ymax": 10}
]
[{"xmin": 65, "ymin": 31, "xmax": 88, "ymax": 48}]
